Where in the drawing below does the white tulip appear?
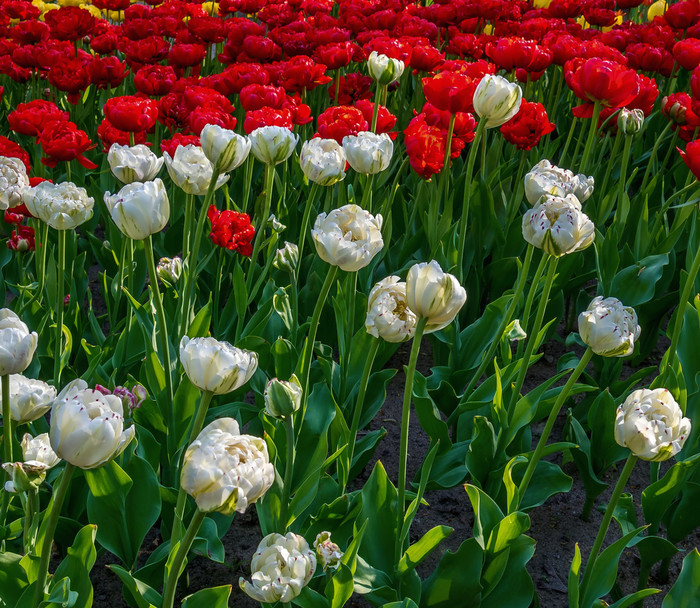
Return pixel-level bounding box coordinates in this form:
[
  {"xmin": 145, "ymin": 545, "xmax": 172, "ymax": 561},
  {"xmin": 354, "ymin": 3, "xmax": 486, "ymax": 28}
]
[
  {"xmin": 240, "ymin": 532, "xmax": 317, "ymax": 603},
  {"xmin": 521, "ymin": 194, "xmax": 595, "ymax": 257},
  {"xmin": 0, "ymin": 156, "xmax": 29, "ymax": 210},
  {"xmin": 405, "ymin": 261, "xmax": 466, "ymax": 333},
  {"xmin": 473, "ymin": 74, "xmax": 523, "ymax": 129},
  {"xmin": 0, "ymin": 310, "xmax": 38, "ymax": 377},
  {"xmin": 264, "ymin": 375, "xmax": 302, "ymax": 419},
  {"xmin": 157, "ymin": 256, "xmax": 182, "ymax": 287},
  {"xmin": 367, "ymin": 51, "xmax": 404, "ymax": 85},
  {"xmin": 578, "ymin": 296, "xmax": 641, "ymax": 357},
  {"xmin": 23, "ymin": 181, "xmax": 94, "ymax": 230},
  {"xmin": 9, "ymin": 374, "xmax": 56, "ymax": 424},
  {"xmin": 523, "ymin": 160, "xmax": 594, "ymax": 205},
  {"xmin": 180, "ymin": 418, "xmax": 274, "ymax": 515},
  {"xmin": 365, "ymin": 276, "xmax": 417, "ymax": 343},
  {"xmin": 104, "ymin": 178, "xmax": 170, "ymax": 241},
  {"xmin": 249, "ymin": 126, "xmax": 299, "ymax": 165},
  {"xmin": 163, "ymin": 145, "xmax": 229, "ymax": 196},
  {"xmin": 314, "ymin": 531, "xmax": 343, "ymax": 572},
  {"xmin": 273, "ymin": 241, "xmax": 299, "ymax": 274},
  {"xmin": 615, "ymin": 388, "xmax": 691, "ymax": 461},
  {"xmin": 107, "ymin": 143, "xmax": 164, "ymax": 184},
  {"xmin": 49, "ymin": 379, "xmax": 136, "ymax": 469},
  {"xmin": 342, "ymin": 132, "xmax": 393, "ymax": 175},
  {"xmin": 21, "ymin": 433, "xmax": 60, "ymax": 470},
  {"xmin": 312, "ymin": 204, "xmax": 383, "ymax": 271},
  {"xmin": 179, "ymin": 336, "xmax": 258, "ymax": 395},
  {"xmin": 200, "ymin": 125, "xmax": 251, "ymax": 174},
  {"xmin": 299, "ymin": 138, "xmax": 346, "ymax": 186}
]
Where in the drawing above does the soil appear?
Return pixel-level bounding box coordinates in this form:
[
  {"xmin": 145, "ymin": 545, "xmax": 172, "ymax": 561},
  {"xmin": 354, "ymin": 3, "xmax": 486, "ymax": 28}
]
[{"xmin": 81, "ymin": 325, "xmax": 699, "ymax": 608}]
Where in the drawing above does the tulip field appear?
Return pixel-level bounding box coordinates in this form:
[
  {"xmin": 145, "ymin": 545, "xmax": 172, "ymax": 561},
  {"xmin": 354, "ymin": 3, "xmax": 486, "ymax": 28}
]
[{"xmin": 6, "ymin": 0, "xmax": 700, "ymax": 606}]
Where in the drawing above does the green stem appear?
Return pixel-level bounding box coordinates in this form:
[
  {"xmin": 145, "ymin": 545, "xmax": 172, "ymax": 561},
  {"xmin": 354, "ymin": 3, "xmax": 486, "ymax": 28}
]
[
  {"xmin": 371, "ymin": 85, "xmax": 386, "ymax": 133},
  {"xmin": 245, "ymin": 164, "xmax": 275, "ymax": 296},
  {"xmin": 558, "ymin": 118, "xmax": 579, "ymax": 166},
  {"xmin": 599, "ymin": 130, "xmax": 622, "ymax": 205},
  {"xmin": 345, "ymin": 338, "xmax": 380, "ymax": 490},
  {"xmin": 298, "ymin": 182, "xmax": 320, "ymax": 264},
  {"xmin": 516, "ymin": 251, "xmax": 549, "ymax": 358},
  {"xmin": 515, "ymin": 348, "xmax": 593, "ymax": 510},
  {"xmin": 579, "ymin": 454, "xmax": 638, "ymax": 597},
  {"xmin": 611, "ymin": 135, "xmax": 634, "ymax": 230},
  {"xmin": 161, "ymin": 510, "xmax": 206, "ymax": 608},
  {"xmin": 360, "ymin": 173, "xmax": 375, "ymax": 213},
  {"xmin": 33, "ymin": 463, "xmax": 75, "ymax": 608},
  {"xmin": 456, "ymin": 120, "xmax": 487, "ymax": 282},
  {"xmin": 53, "ymin": 230, "xmax": 66, "ymax": 385},
  {"xmin": 639, "ymin": 121, "xmax": 673, "ymax": 194},
  {"xmin": 241, "ymin": 156, "xmax": 254, "ymax": 215},
  {"xmin": 395, "ymin": 317, "xmax": 427, "ymax": 566},
  {"xmin": 24, "ymin": 488, "xmax": 38, "ymax": 554},
  {"xmin": 579, "ymin": 102, "xmax": 602, "ymax": 176},
  {"xmin": 183, "ymin": 193, "xmax": 194, "ymax": 262},
  {"xmin": 1, "ymin": 374, "xmax": 12, "ymax": 537},
  {"xmin": 339, "ymin": 271, "xmax": 357, "ymax": 403},
  {"xmin": 278, "ymin": 415, "xmax": 295, "ymax": 532}
]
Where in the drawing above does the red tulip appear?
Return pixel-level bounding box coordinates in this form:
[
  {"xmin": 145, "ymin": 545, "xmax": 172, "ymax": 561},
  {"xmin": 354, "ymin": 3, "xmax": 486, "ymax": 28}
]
[
  {"xmin": 104, "ymin": 96, "xmax": 159, "ymax": 133},
  {"xmin": 500, "ymin": 101, "xmax": 556, "ymax": 151},
  {"xmin": 8, "ymin": 100, "xmax": 69, "ymax": 137},
  {"xmin": 38, "ymin": 121, "xmax": 97, "ymax": 169},
  {"xmin": 565, "ymin": 57, "xmax": 640, "ymax": 117},
  {"xmin": 679, "ymin": 140, "xmax": 700, "ymax": 180},
  {"xmin": 208, "ymin": 206, "xmax": 255, "ymax": 256}
]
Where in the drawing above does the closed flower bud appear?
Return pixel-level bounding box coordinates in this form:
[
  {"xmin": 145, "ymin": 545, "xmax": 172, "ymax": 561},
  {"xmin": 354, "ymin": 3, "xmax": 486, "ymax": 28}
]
[
  {"xmin": 0, "ymin": 310, "xmax": 38, "ymax": 376},
  {"xmin": 163, "ymin": 145, "xmax": 229, "ymax": 196},
  {"xmin": 240, "ymin": 532, "xmax": 317, "ymax": 603},
  {"xmin": 23, "ymin": 181, "xmax": 94, "ymax": 230},
  {"xmin": 505, "ymin": 319, "xmax": 527, "ymax": 341},
  {"xmin": 200, "ymin": 124, "xmax": 251, "ymax": 174},
  {"xmin": 104, "ymin": 178, "xmax": 170, "ymax": 240},
  {"xmin": 107, "ymin": 143, "xmax": 164, "ymax": 184},
  {"xmin": 523, "ymin": 160, "xmax": 594, "ymax": 205},
  {"xmin": 300, "ymin": 138, "xmax": 346, "ymax": 186},
  {"xmin": 181, "ymin": 418, "xmax": 274, "ymax": 514},
  {"xmin": 579, "ymin": 296, "xmax": 641, "ymax": 357},
  {"xmin": 314, "ymin": 531, "xmax": 343, "ymax": 571},
  {"xmin": 273, "ymin": 242, "xmax": 299, "ymax": 274},
  {"xmin": 2, "ymin": 433, "xmax": 60, "ymax": 493},
  {"xmin": 365, "ymin": 276, "xmax": 417, "ymax": 343},
  {"xmin": 617, "ymin": 108, "xmax": 645, "ymax": 135},
  {"xmin": 264, "ymin": 374, "xmax": 302, "ymax": 418},
  {"xmin": 367, "ymin": 51, "xmax": 404, "ymax": 85},
  {"xmin": 615, "ymin": 388, "xmax": 691, "ymax": 461},
  {"xmin": 0, "ymin": 156, "xmax": 29, "ymax": 210},
  {"xmin": 473, "ymin": 74, "xmax": 523, "ymax": 128},
  {"xmin": 342, "ymin": 132, "xmax": 393, "ymax": 175},
  {"xmin": 405, "ymin": 261, "xmax": 466, "ymax": 333},
  {"xmin": 157, "ymin": 256, "xmax": 182, "ymax": 287},
  {"xmin": 49, "ymin": 379, "xmax": 136, "ymax": 469},
  {"xmin": 9, "ymin": 374, "xmax": 56, "ymax": 424},
  {"xmin": 311, "ymin": 204, "xmax": 383, "ymax": 271},
  {"xmin": 249, "ymin": 126, "xmax": 299, "ymax": 165},
  {"xmin": 179, "ymin": 336, "xmax": 258, "ymax": 395},
  {"xmin": 522, "ymin": 194, "xmax": 595, "ymax": 257}
]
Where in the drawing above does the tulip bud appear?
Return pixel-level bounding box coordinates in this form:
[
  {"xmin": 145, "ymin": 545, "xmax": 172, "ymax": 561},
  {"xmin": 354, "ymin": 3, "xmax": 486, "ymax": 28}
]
[
  {"xmin": 273, "ymin": 242, "xmax": 299, "ymax": 274},
  {"xmin": 23, "ymin": 181, "xmax": 94, "ymax": 230},
  {"xmin": 22, "ymin": 432, "xmax": 60, "ymax": 470},
  {"xmin": 365, "ymin": 276, "xmax": 417, "ymax": 343},
  {"xmin": 521, "ymin": 194, "xmax": 595, "ymax": 257},
  {"xmin": 578, "ymin": 296, "xmax": 641, "ymax": 357},
  {"xmin": 505, "ymin": 319, "xmax": 527, "ymax": 341},
  {"xmin": 8, "ymin": 374, "xmax": 56, "ymax": 424},
  {"xmin": 299, "ymin": 138, "xmax": 346, "ymax": 186},
  {"xmin": 405, "ymin": 261, "xmax": 466, "ymax": 333},
  {"xmin": 200, "ymin": 124, "xmax": 251, "ymax": 174},
  {"xmin": 473, "ymin": 74, "xmax": 523, "ymax": 128},
  {"xmin": 181, "ymin": 418, "xmax": 274, "ymax": 514},
  {"xmin": 617, "ymin": 108, "xmax": 644, "ymax": 135},
  {"xmin": 367, "ymin": 51, "xmax": 404, "ymax": 85},
  {"xmin": 163, "ymin": 144, "xmax": 229, "ymax": 196},
  {"xmin": 314, "ymin": 531, "xmax": 343, "ymax": 571},
  {"xmin": 0, "ymin": 156, "xmax": 29, "ymax": 210},
  {"xmin": 157, "ymin": 256, "xmax": 182, "ymax": 287},
  {"xmin": 240, "ymin": 532, "xmax": 317, "ymax": 603},
  {"xmin": 2, "ymin": 433, "xmax": 60, "ymax": 492},
  {"xmin": 264, "ymin": 375, "xmax": 302, "ymax": 418},
  {"xmin": 0, "ymin": 311, "xmax": 38, "ymax": 376},
  {"xmin": 49, "ymin": 379, "xmax": 136, "ymax": 469},
  {"xmin": 342, "ymin": 132, "xmax": 394, "ymax": 175},
  {"xmin": 312, "ymin": 204, "xmax": 383, "ymax": 271},
  {"xmin": 104, "ymin": 178, "xmax": 170, "ymax": 240},
  {"xmin": 523, "ymin": 159, "xmax": 594, "ymax": 205},
  {"xmin": 615, "ymin": 388, "xmax": 691, "ymax": 461},
  {"xmin": 249, "ymin": 126, "xmax": 299, "ymax": 165},
  {"xmin": 107, "ymin": 143, "xmax": 164, "ymax": 184},
  {"xmin": 179, "ymin": 336, "xmax": 258, "ymax": 395}
]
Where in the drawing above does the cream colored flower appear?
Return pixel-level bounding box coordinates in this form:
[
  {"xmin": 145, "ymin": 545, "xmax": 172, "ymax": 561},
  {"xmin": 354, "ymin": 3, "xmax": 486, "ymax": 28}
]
[
  {"xmin": 342, "ymin": 132, "xmax": 393, "ymax": 175},
  {"xmin": 314, "ymin": 531, "xmax": 343, "ymax": 571},
  {"xmin": 104, "ymin": 178, "xmax": 170, "ymax": 240},
  {"xmin": 300, "ymin": 138, "xmax": 346, "ymax": 185},
  {"xmin": 200, "ymin": 125, "xmax": 250, "ymax": 174},
  {"xmin": 23, "ymin": 181, "xmax": 94, "ymax": 230},
  {"xmin": 107, "ymin": 143, "xmax": 163, "ymax": 184},
  {"xmin": 264, "ymin": 375, "xmax": 302, "ymax": 419},
  {"xmin": 0, "ymin": 156, "xmax": 29, "ymax": 210},
  {"xmin": 21, "ymin": 433, "xmax": 60, "ymax": 470},
  {"xmin": 0, "ymin": 310, "xmax": 38, "ymax": 377},
  {"xmin": 163, "ymin": 144, "xmax": 229, "ymax": 196},
  {"xmin": 579, "ymin": 296, "xmax": 641, "ymax": 357},
  {"xmin": 365, "ymin": 276, "xmax": 417, "ymax": 342},
  {"xmin": 367, "ymin": 51, "xmax": 404, "ymax": 85},
  {"xmin": 524, "ymin": 160, "xmax": 594, "ymax": 205},
  {"xmin": 405, "ymin": 261, "xmax": 466, "ymax": 333},
  {"xmin": 249, "ymin": 126, "xmax": 299, "ymax": 165},
  {"xmin": 473, "ymin": 74, "xmax": 523, "ymax": 128},
  {"xmin": 8, "ymin": 374, "xmax": 56, "ymax": 424}
]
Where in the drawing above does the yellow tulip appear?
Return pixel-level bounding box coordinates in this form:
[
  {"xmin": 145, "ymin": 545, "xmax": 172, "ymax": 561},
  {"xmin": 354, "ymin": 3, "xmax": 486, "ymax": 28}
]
[{"xmin": 648, "ymin": 0, "xmax": 667, "ymax": 20}]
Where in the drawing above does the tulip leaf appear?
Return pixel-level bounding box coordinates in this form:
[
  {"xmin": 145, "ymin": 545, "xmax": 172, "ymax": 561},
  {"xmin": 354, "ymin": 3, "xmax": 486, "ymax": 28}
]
[
  {"xmin": 604, "ymin": 589, "xmax": 660, "ymax": 608},
  {"xmin": 51, "ymin": 524, "xmax": 97, "ymax": 608},
  {"xmin": 181, "ymin": 585, "xmax": 232, "ymax": 608},
  {"xmin": 108, "ymin": 565, "xmax": 160, "ymax": 608},
  {"xmin": 481, "ymin": 534, "xmax": 536, "ymax": 608},
  {"xmin": 465, "ymin": 416, "xmax": 497, "ymax": 488},
  {"xmin": 609, "ymin": 253, "xmax": 669, "ymax": 307},
  {"xmin": 398, "ymin": 525, "xmax": 453, "ymax": 575},
  {"xmin": 420, "ymin": 537, "xmax": 484, "ymax": 607},
  {"xmin": 569, "ymin": 543, "xmax": 582, "ymax": 608},
  {"xmin": 641, "ymin": 453, "xmax": 700, "ymax": 529},
  {"xmin": 0, "ymin": 552, "xmax": 29, "ymax": 606},
  {"xmin": 662, "ymin": 548, "xmax": 700, "ymax": 607}
]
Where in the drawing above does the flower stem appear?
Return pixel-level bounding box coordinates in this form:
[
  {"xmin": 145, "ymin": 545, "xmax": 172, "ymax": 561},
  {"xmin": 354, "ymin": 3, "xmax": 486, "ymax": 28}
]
[
  {"xmin": 245, "ymin": 164, "xmax": 275, "ymax": 296},
  {"xmin": 610, "ymin": 134, "xmax": 634, "ymax": 229},
  {"xmin": 579, "ymin": 101, "xmax": 602, "ymax": 176},
  {"xmin": 456, "ymin": 120, "xmax": 486, "ymax": 283},
  {"xmin": 395, "ymin": 317, "xmax": 427, "ymax": 566},
  {"xmin": 639, "ymin": 122, "xmax": 672, "ymax": 194},
  {"xmin": 278, "ymin": 415, "xmax": 295, "ymax": 532},
  {"xmin": 53, "ymin": 229, "xmax": 66, "ymax": 385},
  {"xmin": 516, "ymin": 251, "xmax": 550, "ymax": 358},
  {"xmin": 360, "ymin": 173, "xmax": 375, "ymax": 212},
  {"xmin": 183, "ymin": 193, "xmax": 194, "ymax": 262},
  {"xmin": 371, "ymin": 85, "xmax": 386, "ymax": 133},
  {"xmin": 24, "ymin": 488, "xmax": 38, "ymax": 554},
  {"xmin": 298, "ymin": 182, "xmax": 320, "ymax": 265},
  {"xmin": 0, "ymin": 374, "xmax": 12, "ymax": 537},
  {"xmin": 161, "ymin": 510, "xmax": 206, "ymax": 608},
  {"xmin": 33, "ymin": 463, "xmax": 75, "ymax": 608},
  {"xmin": 579, "ymin": 454, "xmax": 638, "ymax": 597},
  {"xmin": 339, "ymin": 271, "xmax": 357, "ymax": 403},
  {"xmin": 515, "ymin": 347, "xmax": 593, "ymax": 511}
]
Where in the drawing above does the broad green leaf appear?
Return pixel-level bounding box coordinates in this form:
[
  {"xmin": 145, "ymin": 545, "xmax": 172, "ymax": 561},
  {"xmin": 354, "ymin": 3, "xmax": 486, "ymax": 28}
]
[
  {"xmin": 642, "ymin": 454, "xmax": 700, "ymax": 528},
  {"xmin": 465, "ymin": 484, "xmax": 504, "ymax": 550},
  {"xmin": 0, "ymin": 552, "xmax": 29, "ymax": 606},
  {"xmin": 420, "ymin": 538, "xmax": 484, "ymax": 608},
  {"xmin": 107, "ymin": 565, "xmax": 160, "ymax": 608},
  {"xmin": 181, "ymin": 585, "xmax": 232, "ymax": 608},
  {"xmin": 398, "ymin": 525, "xmax": 453, "ymax": 575},
  {"xmin": 662, "ymin": 549, "xmax": 700, "ymax": 608},
  {"xmin": 51, "ymin": 525, "xmax": 97, "ymax": 608},
  {"xmin": 358, "ymin": 462, "xmax": 397, "ymax": 576},
  {"xmin": 486, "ymin": 512, "xmax": 530, "ymax": 555}
]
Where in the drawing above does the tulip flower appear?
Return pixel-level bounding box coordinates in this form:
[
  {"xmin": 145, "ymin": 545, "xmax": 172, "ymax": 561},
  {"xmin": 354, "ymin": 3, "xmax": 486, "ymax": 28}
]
[
  {"xmin": 617, "ymin": 108, "xmax": 645, "ymax": 135},
  {"xmin": 579, "ymin": 297, "xmax": 641, "ymax": 357},
  {"xmin": 249, "ymin": 125, "xmax": 299, "ymax": 165},
  {"xmin": 107, "ymin": 143, "xmax": 164, "ymax": 184},
  {"xmin": 524, "ymin": 160, "xmax": 594, "ymax": 205},
  {"xmin": 299, "ymin": 138, "xmax": 346, "ymax": 186},
  {"xmin": 472, "ymin": 74, "xmax": 523, "ymax": 129},
  {"xmin": 163, "ymin": 144, "xmax": 229, "ymax": 196},
  {"xmin": 273, "ymin": 242, "xmax": 299, "ymax": 274},
  {"xmin": 264, "ymin": 375, "xmax": 302, "ymax": 419},
  {"xmin": 103, "ymin": 178, "xmax": 170, "ymax": 241},
  {"xmin": 103, "ymin": 95, "xmax": 159, "ymax": 133},
  {"xmin": 365, "ymin": 276, "xmax": 417, "ymax": 343},
  {"xmin": 21, "ymin": 433, "xmax": 60, "ymax": 471},
  {"xmin": 0, "ymin": 156, "xmax": 29, "ymax": 210},
  {"xmin": 200, "ymin": 124, "xmax": 250, "ymax": 174},
  {"xmin": 314, "ymin": 531, "xmax": 343, "ymax": 572},
  {"xmin": 0, "ymin": 310, "xmax": 38, "ymax": 376},
  {"xmin": 239, "ymin": 532, "xmax": 317, "ymax": 603},
  {"xmin": 8, "ymin": 375, "xmax": 55, "ymax": 424},
  {"xmin": 678, "ymin": 140, "xmax": 700, "ymax": 181},
  {"xmin": 367, "ymin": 51, "xmax": 404, "ymax": 85},
  {"xmin": 342, "ymin": 132, "xmax": 393, "ymax": 175},
  {"xmin": 23, "ymin": 181, "xmax": 94, "ymax": 230}
]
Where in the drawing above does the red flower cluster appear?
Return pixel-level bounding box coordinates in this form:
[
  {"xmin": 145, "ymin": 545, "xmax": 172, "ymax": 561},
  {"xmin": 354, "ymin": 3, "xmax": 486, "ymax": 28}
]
[
  {"xmin": 500, "ymin": 101, "xmax": 556, "ymax": 151},
  {"xmin": 208, "ymin": 206, "xmax": 255, "ymax": 256}
]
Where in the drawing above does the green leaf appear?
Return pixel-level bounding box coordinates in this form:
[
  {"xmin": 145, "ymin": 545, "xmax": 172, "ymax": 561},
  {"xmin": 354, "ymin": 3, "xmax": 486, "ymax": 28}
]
[
  {"xmin": 605, "ymin": 589, "xmax": 660, "ymax": 608},
  {"xmin": 485, "ymin": 512, "xmax": 530, "ymax": 555},
  {"xmin": 610, "ymin": 254, "xmax": 669, "ymax": 306},
  {"xmin": 186, "ymin": 301, "xmax": 212, "ymax": 338},
  {"xmin": 107, "ymin": 565, "xmax": 160, "ymax": 608},
  {"xmin": 569, "ymin": 543, "xmax": 582, "ymax": 608},
  {"xmin": 662, "ymin": 549, "xmax": 700, "ymax": 608},
  {"xmin": 52, "ymin": 525, "xmax": 97, "ymax": 608},
  {"xmin": 465, "ymin": 416, "xmax": 497, "ymax": 488},
  {"xmin": 398, "ymin": 526, "xmax": 453, "ymax": 575},
  {"xmin": 464, "ymin": 484, "xmax": 504, "ymax": 550},
  {"xmin": 642, "ymin": 454, "xmax": 700, "ymax": 529},
  {"xmin": 181, "ymin": 585, "xmax": 232, "ymax": 608},
  {"xmin": 420, "ymin": 538, "xmax": 484, "ymax": 608},
  {"xmin": 0, "ymin": 552, "xmax": 29, "ymax": 606}
]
